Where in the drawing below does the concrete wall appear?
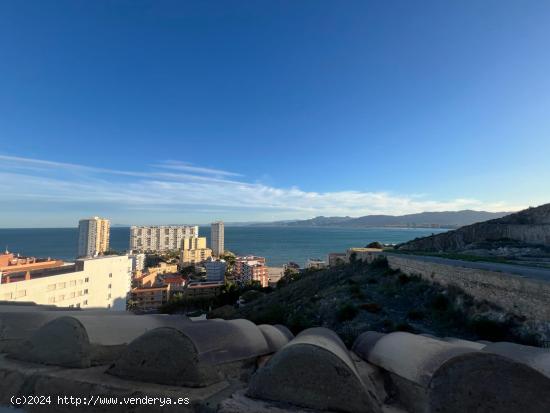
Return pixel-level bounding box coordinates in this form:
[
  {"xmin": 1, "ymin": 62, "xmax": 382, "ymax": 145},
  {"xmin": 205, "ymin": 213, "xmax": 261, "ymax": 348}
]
[{"xmin": 386, "ymin": 254, "xmax": 550, "ymax": 333}]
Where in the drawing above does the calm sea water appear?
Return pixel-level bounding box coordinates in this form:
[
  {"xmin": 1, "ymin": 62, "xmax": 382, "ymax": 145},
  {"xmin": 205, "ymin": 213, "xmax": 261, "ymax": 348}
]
[{"xmin": 0, "ymin": 226, "xmax": 447, "ymax": 267}]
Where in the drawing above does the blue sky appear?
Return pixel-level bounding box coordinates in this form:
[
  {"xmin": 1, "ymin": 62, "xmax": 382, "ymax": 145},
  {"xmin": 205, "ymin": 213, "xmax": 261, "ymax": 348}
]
[{"xmin": 1, "ymin": 1, "xmax": 549, "ymax": 227}]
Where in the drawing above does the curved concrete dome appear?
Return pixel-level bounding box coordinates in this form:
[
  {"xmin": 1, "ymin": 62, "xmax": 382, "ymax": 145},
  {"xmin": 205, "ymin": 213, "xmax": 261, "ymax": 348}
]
[
  {"xmin": 429, "ymin": 351, "xmax": 550, "ymax": 413},
  {"xmin": 108, "ymin": 319, "xmax": 273, "ymax": 386},
  {"xmin": 362, "ymin": 332, "xmax": 477, "ymax": 387},
  {"xmin": 9, "ymin": 316, "xmax": 91, "ymax": 368},
  {"xmin": 355, "ymin": 331, "xmax": 550, "ymax": 413},
  {"xmin": 482, "ymin": 341, "xmax": 550, "ymax": 377},
  {"xmin": 179, "ymin": 319, "xmax": 270, "ymax": 364},
  {"xmin": 258, "ymin": 324, "xmax": 294, "ymax": 353},
  {"xmin": 352, "ymin": 331, "xmax": 385, "ymax": 361},
  {"xmin": 247, "ymin": 327, "xmax": 382, "ymax": 413},
  {"xmin": 107, "ymin": 326, "xmax": 221, "ymax": 387},
  {"xmin": 0, "ymin": 305, "xmax": 189, "ymax": 348}
]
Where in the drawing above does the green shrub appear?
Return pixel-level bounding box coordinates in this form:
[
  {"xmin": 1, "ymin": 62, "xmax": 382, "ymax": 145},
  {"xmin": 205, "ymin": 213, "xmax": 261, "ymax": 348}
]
[
  {"xmin": 366, "ymin": 241, "xmax": 383, "ymax": 249},
  {"xmin": 349, "ymin": 283, "xmax": 365, "ymax": 299},
  {"xmin": 256, "ymin": 303, "xmax": 287, "ymax": 325},
  {"xmin": 382, "ymin": 319, "xmax": 394, "ymax": 329},
  {"xmin": 360, "ymin": 302, "xmax": 382, "ymax": 313},
  {"xmin": 468, "ymin": 317, "xmax": 511, "ymax": 342},
  {"xmin": 395, "ymin": 322, "xmax": 416, "ymax": 333},
  {"xmin": 287, "ymin": 311, "xmax": 315, "ymax": 334},
  {"xmin": 337, "ymin": 303, "xmax": 359, "ymax": 322},
  {"xmin": 407, "ymin": 309, "xmax": 425, "ymax": 320},
  {"xmin": 370, "ymin": 256, "xmax": 389, "ymax": 269},
  {"xmin": 431, "ymin": 294, "xmax": 449, "ymax": 311}
]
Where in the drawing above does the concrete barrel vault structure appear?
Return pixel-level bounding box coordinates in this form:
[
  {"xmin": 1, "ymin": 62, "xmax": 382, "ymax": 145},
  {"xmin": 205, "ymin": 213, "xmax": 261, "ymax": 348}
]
[
  {"xmin": 1, "ymin": 305, "xmax": 193, "ymax": 366},
  {"xmin": 247, "ymin": 327, "xmax": 382, "ymax": 413},
  {"xmin": 352, "ymin": 331, "xmax": 550, "ymax": 413},
  {"xmin": 108, "ymin": 318, "xmax": 292, "ymax": 387}
]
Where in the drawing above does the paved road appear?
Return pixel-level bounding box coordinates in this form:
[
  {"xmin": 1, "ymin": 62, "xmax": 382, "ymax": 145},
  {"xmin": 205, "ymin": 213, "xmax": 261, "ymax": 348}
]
[{"xmin": 386, "ymin": 253, "xmax": 550, "ymax": 283}]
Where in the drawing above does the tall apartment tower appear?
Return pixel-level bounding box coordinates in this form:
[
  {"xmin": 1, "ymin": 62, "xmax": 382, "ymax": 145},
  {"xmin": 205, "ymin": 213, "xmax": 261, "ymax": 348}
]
[
  {"xmin": 78, "ymin": 217, "xmax": 110, "ymax": 257},
  {"xmin": 130, "ymin": 225, "xmax": 198, "ymax": 252},
  {"xmin": 211, "ymin": 221, "xmax": 224, "ymax": 257}
]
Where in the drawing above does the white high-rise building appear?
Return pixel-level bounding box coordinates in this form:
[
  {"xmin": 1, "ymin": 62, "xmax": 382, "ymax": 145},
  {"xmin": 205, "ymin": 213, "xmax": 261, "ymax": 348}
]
[
  {"xmin": 78, "ymin": 217, "xmax": 110, "ymax": 258},
  {"xmin": 130, "ymin": 225, "xmax": 199, "ymax": 252},
  {"xmin": 211, "ymin": 221, "xmax": 224, "ymax": 257}
]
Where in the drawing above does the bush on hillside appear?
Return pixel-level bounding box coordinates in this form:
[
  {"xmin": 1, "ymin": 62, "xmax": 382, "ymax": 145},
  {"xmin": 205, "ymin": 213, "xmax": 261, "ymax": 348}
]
[{"xmin": 337, "ymin": 303, "xmax": 358, "ymax": 322}]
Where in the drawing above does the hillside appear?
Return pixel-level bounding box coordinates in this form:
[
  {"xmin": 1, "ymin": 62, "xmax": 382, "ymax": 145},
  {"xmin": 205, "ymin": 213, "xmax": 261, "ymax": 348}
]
[
  {"xmin": 397, "ymin": 203, "xmax": 550, "ymax": 252},
  {"xmin": 210, "ymin": 258, "xmax": 536, "ymax": 346},
  {"xmin": 255, "ymin": 210, "xmax": 510, "ymax": 229}
]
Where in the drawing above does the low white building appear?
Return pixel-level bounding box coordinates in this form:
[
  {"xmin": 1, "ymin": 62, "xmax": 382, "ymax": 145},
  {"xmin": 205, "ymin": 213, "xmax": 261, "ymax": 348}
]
[
  {"xmin": 306, "ymin": 258, "xmax": 327, "ymax": 270},
  {"xmin": 0, "ymin": 255, "xmax": 132, "ymax": 311}
]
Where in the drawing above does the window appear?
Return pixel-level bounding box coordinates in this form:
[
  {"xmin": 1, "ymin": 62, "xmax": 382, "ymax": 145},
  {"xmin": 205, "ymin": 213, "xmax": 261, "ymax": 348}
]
[
  {"xmin": 47, "ymin": 284, "xmax": 56, "ymax": 291},
  {"xmin": 76, "ymin": 303, "xmax": 80, "ymax": 308},
  {"xmin": 109, "ymin": 273, "xmax": 112, "ymax": 278},
  {"xmin": 84, "ymin": 277, "xmax": 89, "ymax": 283},
  {"xmin": 83, "ymin": 300, "xmax": 88, "ymax": 305},
  {"xmin": 58, "ymin": 295, "xmax": 65, "ymax": 301},
  {"xmin": 108, "ymin": 293, "xmax": 111, "ymax": 299},
  {"xmin": 108, "ymin": 284, "xmax": 112, "ymax": 289},
  {"xmin": 57, "ymin": 282, "xmax": 66, "ymax": 289},
  {"xmin": 48, "ymin": 296, "xmax": 55, "ymax": 303},
  {"xmin": 83, "ymin": 289, "xmax": 88, "ymax": 294}
]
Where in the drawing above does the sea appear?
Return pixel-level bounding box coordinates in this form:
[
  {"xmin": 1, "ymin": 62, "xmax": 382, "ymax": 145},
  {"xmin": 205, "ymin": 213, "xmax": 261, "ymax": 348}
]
[{"xmin": 0, "ymin": 226, "xmax": 447, "ymax": 267}]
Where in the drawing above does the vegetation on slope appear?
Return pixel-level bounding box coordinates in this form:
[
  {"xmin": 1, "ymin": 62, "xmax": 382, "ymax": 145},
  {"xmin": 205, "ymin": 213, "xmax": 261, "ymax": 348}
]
[{"xmin": 210, "ymin": 257, "xmax": 539, "ymax": 347}]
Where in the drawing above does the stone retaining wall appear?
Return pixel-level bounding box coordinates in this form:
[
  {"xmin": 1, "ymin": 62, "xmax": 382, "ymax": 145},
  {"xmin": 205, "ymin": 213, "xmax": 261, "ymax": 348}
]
[{"xmin": 385, "ymin": 254, "xmax": 550, "ymax": 337}]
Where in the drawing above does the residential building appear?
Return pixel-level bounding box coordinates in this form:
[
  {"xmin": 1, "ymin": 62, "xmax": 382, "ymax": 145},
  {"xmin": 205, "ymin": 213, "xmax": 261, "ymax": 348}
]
[
  {"xmin": 307, "ymin": 258, "xmax": 327, "ymax": 270},
  {"xmin": 184, "ymin": 281, "xmax": 224, "ymax": 298},
  {"xmin": 129, "ymin": 253, "xmax": 146, "ymax": 273},
  {"xmin": 134, "ymin": 272, "xmax": 160, "ymax": 288},
  {"xmin": 180, "ymin": 237, "xmax": 212, "ymax": 266},
  {"xmin": 328, "ymin": 252, "xmax": 347, "ymax": 267},
  {"xmin": 267, "ymin": 267, "xmax": 284, "ymax": 287},
  {"xmin": 242, "ymin": 262, "xmax": 269, "ymax": 287},
  {"xmin": 0, "ymin": 251, "xmax": 65, "ymax": 275},
  {"xmin": 234, "ymin": 256, "xmax": 266, "ymax": 278},
  {"xmin": 130, "ymin": 225, "xmax": 199, "ymax": 252},
  {"xmin": 0, "ymin": 255, "xmax": 132, "ymax": 310},
  {"xmin": 78, "ymin": 217, "xmax": 110, "ymax": 257},
  {"xmin": 162, "ymin": 275, "xmax": 186, "ymax": 291},
  {"xmin": 211, "ymin": 221, "xmax": 224, "ymax": 257},
  {"xmin": 130, "ymin": 285, "xmax": 170, "ymax": 311},
  {"xmin": 147, "ymin": 262, "xmax": 178, "ymax": 276},
  {"xmin": 205, "ymin": 259, "xmax": 226, "ymax": 282},
  {"xmin": 346, "ymin": 248, "xmax": 383, "ymax": 263}
]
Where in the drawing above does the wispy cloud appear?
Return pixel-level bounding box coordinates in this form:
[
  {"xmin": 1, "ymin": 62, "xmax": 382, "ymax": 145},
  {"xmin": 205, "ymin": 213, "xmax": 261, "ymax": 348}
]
[
  {"xmin": 0, "ymin": 154, "xmax": 525, "ymax": 224},
  {"xmin": 152, "ymin": 160, "xmax": 243, "ymax": 177}
]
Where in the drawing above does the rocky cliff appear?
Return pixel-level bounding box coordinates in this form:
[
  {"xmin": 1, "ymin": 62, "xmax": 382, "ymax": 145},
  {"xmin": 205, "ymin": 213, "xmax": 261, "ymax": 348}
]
[{"xmin": 397, "ymin": 203, "xmax": 550, "ymax": 252}]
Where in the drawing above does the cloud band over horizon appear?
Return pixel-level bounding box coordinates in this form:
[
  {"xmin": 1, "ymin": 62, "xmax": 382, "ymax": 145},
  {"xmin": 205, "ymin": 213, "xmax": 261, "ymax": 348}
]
[{"xmin": 0, "ymin": 154, "xmax": 527, "ymax": 227}]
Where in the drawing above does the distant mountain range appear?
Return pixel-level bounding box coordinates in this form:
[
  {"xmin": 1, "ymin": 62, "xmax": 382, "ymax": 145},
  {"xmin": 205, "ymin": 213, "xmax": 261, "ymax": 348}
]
[{"xmin": 251, "ymin": 210, "xmax": 512, "ymax": 229}]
